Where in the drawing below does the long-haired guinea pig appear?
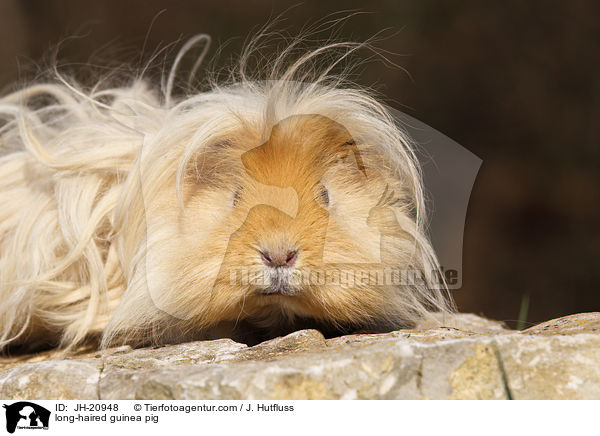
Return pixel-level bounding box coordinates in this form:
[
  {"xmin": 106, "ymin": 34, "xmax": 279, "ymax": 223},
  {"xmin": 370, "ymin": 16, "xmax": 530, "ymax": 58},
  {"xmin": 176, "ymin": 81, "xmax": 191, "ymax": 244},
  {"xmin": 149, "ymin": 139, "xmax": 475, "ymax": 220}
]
[{"xmin": 0, "ymin": 35, "xmax": 454, "ymax": 352}]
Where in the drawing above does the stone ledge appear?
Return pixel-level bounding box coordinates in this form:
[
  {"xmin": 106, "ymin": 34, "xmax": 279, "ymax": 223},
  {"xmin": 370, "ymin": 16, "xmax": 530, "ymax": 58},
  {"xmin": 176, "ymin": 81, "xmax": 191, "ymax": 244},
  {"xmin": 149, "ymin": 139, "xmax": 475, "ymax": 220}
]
[{"xmin": 0, "ymin": 313, "xmax": 598, "ymax": 399}]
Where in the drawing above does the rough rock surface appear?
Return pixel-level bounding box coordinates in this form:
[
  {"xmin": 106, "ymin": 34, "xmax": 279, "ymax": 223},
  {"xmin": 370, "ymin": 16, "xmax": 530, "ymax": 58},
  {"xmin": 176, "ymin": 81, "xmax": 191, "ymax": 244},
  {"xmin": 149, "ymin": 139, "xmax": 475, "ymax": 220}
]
[{"xmin": 0, "ymin": 312, "xmax": 598, "ymax": 400}]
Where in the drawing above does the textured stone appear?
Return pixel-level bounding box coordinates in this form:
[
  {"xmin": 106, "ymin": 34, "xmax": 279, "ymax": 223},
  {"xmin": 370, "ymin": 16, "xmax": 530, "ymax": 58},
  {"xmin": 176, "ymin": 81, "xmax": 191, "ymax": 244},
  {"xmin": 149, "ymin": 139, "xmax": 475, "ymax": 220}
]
[
  {"xmin": 0, "ymin": 312, "xmax": 598, "ymax": 400},
  {"xmin": 495, "ymin": 333, "xmax": 600, "ymax": 399},
  {"xmin": 522, "ymin": 312, "xmax": 600, "ymax": 335},
  {"xmin": 0, "ymin": 360, "xmax": 101, "ymax": 399}
]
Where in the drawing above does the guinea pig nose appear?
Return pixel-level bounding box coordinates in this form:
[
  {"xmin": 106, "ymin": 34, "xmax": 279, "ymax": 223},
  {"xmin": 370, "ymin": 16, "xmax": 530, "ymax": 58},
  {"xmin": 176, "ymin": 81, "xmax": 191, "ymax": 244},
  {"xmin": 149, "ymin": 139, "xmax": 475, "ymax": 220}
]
[{"xmin": 260, "ymin": 249, "xmax": 298, "ymax": 268}]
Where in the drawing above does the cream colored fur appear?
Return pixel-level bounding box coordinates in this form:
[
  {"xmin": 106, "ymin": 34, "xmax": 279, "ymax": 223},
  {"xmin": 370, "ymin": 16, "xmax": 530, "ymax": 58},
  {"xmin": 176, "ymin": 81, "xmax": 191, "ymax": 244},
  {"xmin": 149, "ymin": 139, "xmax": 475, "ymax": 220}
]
[{"xmin": 0, "ymin": 35, "xmax": 454, "ymax": 351}]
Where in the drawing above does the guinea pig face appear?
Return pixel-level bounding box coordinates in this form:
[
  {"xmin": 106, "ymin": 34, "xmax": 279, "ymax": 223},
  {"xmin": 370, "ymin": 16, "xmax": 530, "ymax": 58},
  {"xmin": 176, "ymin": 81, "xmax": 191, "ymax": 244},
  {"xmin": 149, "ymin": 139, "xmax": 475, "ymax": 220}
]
[{"xmin": 160, "ymin": 114, "xmax": 403, "ymax": 331}]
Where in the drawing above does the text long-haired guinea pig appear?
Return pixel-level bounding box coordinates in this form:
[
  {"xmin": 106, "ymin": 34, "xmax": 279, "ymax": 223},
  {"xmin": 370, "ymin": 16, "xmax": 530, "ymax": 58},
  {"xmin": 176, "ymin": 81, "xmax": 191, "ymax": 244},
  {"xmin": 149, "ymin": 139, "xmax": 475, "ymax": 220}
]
[{"xmin": 0, "ymin": 35, "xmax": 454, "ymax": 352}]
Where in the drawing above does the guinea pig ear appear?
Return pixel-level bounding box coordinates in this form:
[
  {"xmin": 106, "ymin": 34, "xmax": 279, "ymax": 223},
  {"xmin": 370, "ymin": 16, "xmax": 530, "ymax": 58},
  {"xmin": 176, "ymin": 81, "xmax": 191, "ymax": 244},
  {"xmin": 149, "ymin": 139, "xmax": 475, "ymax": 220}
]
[
  {"xmin": 185, "ymin": 138, "xmax": 238, "ymax": 185},
  {"xmin": 300, "ymin": 114, "xmax": 368, "ymax": 177},
  {"xmin": 339, "ymin": 139, "xmax": 368, "ymax": 178}
]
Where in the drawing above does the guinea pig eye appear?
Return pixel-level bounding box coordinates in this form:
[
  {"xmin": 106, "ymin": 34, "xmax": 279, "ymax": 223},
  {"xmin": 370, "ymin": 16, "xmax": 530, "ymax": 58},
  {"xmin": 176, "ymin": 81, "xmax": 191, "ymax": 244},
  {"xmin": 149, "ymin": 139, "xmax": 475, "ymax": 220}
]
[{"xmin": 318, "ymin": 184, "xmax": 329, "ymax": 207}]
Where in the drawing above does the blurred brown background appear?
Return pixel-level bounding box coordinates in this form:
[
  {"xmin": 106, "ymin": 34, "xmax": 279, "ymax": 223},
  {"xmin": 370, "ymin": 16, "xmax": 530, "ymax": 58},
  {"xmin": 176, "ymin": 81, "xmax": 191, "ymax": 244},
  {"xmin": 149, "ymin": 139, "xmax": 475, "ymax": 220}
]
[{"xmin": 1, "ymin": 0, "xmax": 598, "ymax": 328}]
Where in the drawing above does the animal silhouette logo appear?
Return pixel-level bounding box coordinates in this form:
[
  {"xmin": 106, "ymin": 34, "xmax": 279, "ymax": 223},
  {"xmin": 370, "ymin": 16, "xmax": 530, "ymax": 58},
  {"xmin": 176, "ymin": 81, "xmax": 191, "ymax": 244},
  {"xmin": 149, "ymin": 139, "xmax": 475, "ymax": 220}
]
[
  {"xmin": 140, "ymin": 109, "xmax": 480, "ymax": 320},
  {"xmin": 2, "ymin": 402, "xmax": 50, "ymax": 433}
]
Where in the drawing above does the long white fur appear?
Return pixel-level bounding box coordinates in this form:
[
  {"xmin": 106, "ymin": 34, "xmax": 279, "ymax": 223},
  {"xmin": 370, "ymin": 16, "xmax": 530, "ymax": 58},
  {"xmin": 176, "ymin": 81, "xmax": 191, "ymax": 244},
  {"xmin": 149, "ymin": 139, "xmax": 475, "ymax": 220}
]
[{"xmin": 0, "ymin": 35, "xmax": 453, "ymax": 351}]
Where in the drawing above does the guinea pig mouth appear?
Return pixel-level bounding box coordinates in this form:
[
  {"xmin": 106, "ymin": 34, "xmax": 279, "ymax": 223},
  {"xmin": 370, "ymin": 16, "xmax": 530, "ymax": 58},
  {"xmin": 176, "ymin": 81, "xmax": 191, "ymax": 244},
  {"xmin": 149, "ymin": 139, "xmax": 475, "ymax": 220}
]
[
  {"xmin": 258, "ymin": 269, "xmax": 298, "ymax": 296},
  {"xmin": 258, "ymin": 285, "xmax": 296, "ymax": 296}
]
